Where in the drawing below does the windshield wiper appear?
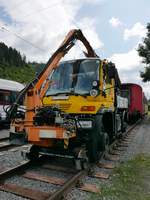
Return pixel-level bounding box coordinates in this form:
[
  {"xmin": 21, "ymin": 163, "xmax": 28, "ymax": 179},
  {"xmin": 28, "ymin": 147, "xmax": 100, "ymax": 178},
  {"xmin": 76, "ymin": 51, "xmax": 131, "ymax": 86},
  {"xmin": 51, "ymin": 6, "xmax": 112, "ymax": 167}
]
[
  {"xmin": 46, "ymin": 91, "xmax": 90, "ymax": 97},
  {"xmin": 46, "ymin": 91, "xmax": 76, "ymax": 96},
  {"xmin": 55, "ymin": 91, "xmax": 76, "ymax": 96},
  {"xmin": 80, "ymin": 93, "xmax": 90, "ymax": 97}
]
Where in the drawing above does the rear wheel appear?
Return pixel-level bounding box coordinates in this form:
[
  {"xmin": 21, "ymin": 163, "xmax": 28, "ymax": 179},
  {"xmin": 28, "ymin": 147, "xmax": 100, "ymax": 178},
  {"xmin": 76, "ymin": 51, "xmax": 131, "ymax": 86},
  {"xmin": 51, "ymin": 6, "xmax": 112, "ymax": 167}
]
[{"xmin": 87, "ymin": 131, "xmax": 109, "ymax": 163}]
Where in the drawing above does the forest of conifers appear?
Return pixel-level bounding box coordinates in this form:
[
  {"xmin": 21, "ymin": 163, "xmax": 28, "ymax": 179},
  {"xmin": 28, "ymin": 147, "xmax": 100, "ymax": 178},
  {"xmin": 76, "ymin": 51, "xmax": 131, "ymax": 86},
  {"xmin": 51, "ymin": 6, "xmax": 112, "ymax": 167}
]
[{"xmin": 0, "ymin": 42, "xmax": 40, "ymax": 83}]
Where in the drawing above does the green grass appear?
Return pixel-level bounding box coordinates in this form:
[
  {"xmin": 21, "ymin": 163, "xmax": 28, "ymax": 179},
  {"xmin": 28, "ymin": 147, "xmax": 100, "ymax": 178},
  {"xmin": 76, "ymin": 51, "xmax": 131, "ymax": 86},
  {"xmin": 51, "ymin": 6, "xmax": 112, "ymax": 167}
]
[{"xmin": 91, "ymin": 154, "xmax": 150, "ymax": 200}]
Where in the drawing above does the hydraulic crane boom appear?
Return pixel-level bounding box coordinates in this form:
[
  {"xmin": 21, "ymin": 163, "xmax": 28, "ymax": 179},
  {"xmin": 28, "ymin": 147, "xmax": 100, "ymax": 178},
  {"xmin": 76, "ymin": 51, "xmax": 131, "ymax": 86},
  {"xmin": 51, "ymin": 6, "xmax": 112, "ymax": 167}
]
[
  {"xmin": 8, "ymin": 29, "xmax": 98, "ymax": 122},
  {"xmin": 33, "ymin": 29, "xmax": 98, "ymax": 105}
]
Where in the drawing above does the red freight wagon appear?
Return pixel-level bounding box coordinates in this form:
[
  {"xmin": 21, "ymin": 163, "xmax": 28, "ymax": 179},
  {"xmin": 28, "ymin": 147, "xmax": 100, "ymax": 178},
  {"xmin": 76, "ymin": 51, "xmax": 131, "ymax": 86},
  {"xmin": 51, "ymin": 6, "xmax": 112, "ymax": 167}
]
[{"xmin": 121, "ymin": 83, "xmax": 144, "ymax": 122}]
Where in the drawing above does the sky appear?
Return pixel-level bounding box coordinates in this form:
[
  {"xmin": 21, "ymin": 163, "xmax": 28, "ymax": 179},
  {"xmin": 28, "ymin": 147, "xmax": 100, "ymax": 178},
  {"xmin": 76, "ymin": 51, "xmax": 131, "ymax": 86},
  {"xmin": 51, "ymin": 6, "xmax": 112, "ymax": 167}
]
[{"xmin": 0, "ymin": 0, "xmax": 150, "ymax": 98}]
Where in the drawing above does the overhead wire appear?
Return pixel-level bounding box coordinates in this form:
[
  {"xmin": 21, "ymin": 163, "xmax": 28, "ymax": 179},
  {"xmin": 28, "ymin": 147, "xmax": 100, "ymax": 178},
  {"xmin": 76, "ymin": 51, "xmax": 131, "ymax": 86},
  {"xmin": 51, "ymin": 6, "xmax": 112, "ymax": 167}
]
[
  {"xmin": 17, "ymin": 1, "xmax": 62, "ymax": 19},
  {"xmin": 0, "ymin": 1, "xmax": 64, "ymax": 53},
  {"xmin": 0, "ymin": 26, "xmax": 45, "ymax": 52},
  {"xmin": 0, "ymin": 0, "xmax": 87, "ymax": 55}
]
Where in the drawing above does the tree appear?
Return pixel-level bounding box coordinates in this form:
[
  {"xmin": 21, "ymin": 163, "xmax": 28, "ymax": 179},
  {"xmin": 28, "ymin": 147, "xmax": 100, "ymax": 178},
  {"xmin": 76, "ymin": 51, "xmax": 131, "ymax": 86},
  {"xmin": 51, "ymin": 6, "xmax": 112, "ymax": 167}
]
[
  {"xmin": 0, "ymin": 42, "xmax": 36, "ymax": 83},
  {"xmin": 137, "ymin": 23, "xmax": 150, "ymax": 82},
  {"xmin": 0, "ymin": 42, "xmax": 27, "ymax": 67}
]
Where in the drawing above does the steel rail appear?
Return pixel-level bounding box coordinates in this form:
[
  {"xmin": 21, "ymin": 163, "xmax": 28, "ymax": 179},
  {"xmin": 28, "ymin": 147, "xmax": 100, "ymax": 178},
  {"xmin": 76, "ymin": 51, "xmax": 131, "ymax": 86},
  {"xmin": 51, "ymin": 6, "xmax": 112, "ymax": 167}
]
[
  {"xmin": 126, "ymin": 119, "xmax": 142, "ymax": 134},
  {"xmin": 47, "ymin": 170, "xmax": 86, "ymax": 200},
  {"xmin": 109, "ymin": 119, "xmax": 142, "ymax": 149},
  {"xmin": 0, "ymin": 137, "xmax": 9, "ymax": 142},
  {"xmin": 0, "ymin": 144, "xmax": 19, "ymax": 151},
  {"xmin": 0, "ymin": 161, "xmax": 31, "ymax": 180}
]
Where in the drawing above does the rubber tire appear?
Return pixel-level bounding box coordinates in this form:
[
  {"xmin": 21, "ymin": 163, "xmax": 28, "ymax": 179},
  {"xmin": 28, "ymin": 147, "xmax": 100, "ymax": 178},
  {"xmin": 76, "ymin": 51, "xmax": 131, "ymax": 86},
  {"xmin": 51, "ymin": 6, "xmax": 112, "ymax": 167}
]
[
  {"xmin": 86, "ymin": 136, "xmax": 100, "ymax": 163},
  {"xmin": 103, "ymin": 133, "xmax": 110, "ymax": 152}
]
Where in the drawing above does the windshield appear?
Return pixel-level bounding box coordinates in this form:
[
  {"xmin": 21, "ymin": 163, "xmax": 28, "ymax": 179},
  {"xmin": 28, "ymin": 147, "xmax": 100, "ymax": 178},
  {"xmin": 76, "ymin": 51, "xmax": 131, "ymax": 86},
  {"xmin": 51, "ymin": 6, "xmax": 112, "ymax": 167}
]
[
  {"xmin": 74, "ymin": 60, "xmax": 99, "ymax": 95},
  {"xmin": 46, "ymin": 59, "xmax": 100, "ymax": 96}
]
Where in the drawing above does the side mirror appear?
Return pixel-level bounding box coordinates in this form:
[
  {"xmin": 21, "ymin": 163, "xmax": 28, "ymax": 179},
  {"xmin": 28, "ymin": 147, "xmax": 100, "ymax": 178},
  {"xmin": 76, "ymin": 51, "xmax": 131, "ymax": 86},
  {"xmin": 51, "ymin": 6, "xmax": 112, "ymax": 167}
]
[
  {"xmin": 107, "ymin": 63, "xmax": 116, "ymax": 79},
  {"xmin": 107, "ymin": 62, "xmax": 121, "ymax": 88}
]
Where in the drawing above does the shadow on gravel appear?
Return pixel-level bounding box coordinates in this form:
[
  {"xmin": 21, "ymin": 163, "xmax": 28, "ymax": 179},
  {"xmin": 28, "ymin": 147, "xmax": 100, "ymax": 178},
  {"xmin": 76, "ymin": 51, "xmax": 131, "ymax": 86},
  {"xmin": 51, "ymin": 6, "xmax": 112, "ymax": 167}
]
[
  {"xmin": 90, "ymin": 154, "xmax": 150, "ymax": 200},
  {"xmin": 143, "ymin": 116, "xmax": 150, "ymax": 125}
]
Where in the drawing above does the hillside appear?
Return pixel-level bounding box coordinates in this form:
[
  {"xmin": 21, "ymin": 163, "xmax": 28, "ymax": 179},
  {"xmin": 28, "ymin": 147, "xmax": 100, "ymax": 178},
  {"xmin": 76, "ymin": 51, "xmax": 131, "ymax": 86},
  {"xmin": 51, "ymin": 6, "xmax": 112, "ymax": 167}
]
[{"xmin": 0, "ymin": 42, "xmax": 37, "ymax": 83}]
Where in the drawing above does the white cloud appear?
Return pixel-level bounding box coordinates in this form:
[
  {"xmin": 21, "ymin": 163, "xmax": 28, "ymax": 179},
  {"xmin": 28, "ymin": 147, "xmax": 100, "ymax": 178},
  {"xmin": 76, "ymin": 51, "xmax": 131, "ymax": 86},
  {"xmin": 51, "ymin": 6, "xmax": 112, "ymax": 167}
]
[
  {"xmin": 63, "ymin": 17, "xmax": 104, "ymax": 60},
  {"xmin": 110, "ymin": 22, "xmax": 149, "ymax": 97},
  {"xmin": 109, "ymin": 17, "xmax": 122, "ymax": 28},
  {"xmin": 110, "ymin": 48, "xmax": 142, "ymax": 71},
  {"xmin": 141, "ymin": 82, "xmax": 150, "ymax": 99},
  {"xmin": 79, "ymin": 18, "xmax": 104, "ymax": 49},
  {"xmin": 110, "ymin": 48, "xmax": 150, "ymax": 99},
  {"xmin": 124, "ymin": 22, "xmax": 146, "ymax": 40},
  {"xmin": 0, "ymin": 0, "xmax": 104, "ymax": 62}
]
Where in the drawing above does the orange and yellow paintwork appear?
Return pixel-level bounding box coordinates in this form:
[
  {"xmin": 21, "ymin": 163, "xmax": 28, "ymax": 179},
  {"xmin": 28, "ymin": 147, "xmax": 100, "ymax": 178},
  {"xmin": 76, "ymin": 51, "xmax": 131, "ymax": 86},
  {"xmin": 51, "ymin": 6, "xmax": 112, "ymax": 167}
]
[
  {"xmin": 10, "ymin": 30, "xmax": 115, "ymax": 149},
  {"xmin": 20, "ymin": 61, "xmax": 114, "ymax": 147}
]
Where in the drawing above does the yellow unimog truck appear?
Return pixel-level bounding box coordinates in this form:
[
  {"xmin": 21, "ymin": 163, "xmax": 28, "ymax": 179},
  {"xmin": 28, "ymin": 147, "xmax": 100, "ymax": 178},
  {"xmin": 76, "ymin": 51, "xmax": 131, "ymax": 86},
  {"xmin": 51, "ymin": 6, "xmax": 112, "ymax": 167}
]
[{"xmin": 8, "ymin": 30, "xmax": 128, "ymax": 168}]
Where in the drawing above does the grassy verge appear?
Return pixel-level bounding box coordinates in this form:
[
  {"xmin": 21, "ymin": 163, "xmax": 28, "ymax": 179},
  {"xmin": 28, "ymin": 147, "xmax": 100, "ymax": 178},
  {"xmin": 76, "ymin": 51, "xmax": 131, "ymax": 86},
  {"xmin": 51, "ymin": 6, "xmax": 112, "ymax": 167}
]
[{"xmin": 91, "ymin": 154, "xmax": 150, "ymax": 200}]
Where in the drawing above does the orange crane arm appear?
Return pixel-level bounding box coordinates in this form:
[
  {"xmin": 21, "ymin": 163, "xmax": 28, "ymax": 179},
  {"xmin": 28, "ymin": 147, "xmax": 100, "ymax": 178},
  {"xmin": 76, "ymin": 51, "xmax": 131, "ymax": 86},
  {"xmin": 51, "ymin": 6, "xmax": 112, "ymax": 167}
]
[
  {"xmin": 36, "ymin": 29, "xmax": 98, "ymax": 95},
  {"xmin": 28, "ymin": 29, "xmax": 98, "ymax": 108},
  {"xmin": 8, "ymin": 29, "xmax": 98, "ymax": 121}
]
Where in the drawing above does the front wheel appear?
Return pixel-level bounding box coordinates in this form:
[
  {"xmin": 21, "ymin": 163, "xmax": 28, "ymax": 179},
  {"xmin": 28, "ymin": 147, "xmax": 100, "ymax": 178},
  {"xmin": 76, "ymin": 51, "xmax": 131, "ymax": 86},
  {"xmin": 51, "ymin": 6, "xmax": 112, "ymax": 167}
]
[
  {"xmin": 87, "ymin": 131, "xmax": 110, "ymax": 163},
  {"xmin": 101, "ymin": 132, "xmax": 110, "ymax": 152},
  {"xmin": 86, "ymin": 136, "xmax": 100, "ymax": 163}
]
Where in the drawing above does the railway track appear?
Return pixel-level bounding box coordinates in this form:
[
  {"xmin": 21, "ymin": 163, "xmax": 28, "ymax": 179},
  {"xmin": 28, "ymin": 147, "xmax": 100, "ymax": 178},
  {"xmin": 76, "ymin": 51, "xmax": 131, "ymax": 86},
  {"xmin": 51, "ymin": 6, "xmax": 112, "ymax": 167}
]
[
  {"xmin": 0, "ymin": 137, "xmax": 9, "ymax": 142},
  {"xmin": 0, "ymin": 120, "xmax": 141, "ymax": 200},
  {"xmin": 0, "ymin": 158, "xmax": 98, "ymax": 200},
  {"xmin": 0, "ymin": 143, "xmax": 17, "ymax": 151},
  {"xmin": 0, "ymin": 137, "xmax": 20, "ymax": 151}
]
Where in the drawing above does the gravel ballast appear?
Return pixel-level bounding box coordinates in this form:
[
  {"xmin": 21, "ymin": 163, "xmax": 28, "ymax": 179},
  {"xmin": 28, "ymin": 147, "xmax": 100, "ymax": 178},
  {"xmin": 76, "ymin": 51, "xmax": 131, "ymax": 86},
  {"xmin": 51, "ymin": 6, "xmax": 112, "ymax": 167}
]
[
  {"xmin": 120, "ymin": 116, "xmax": 150, "ymax": 162},
  {"xmin": 0, "ymin": 116, "xmax": 150, "ymax": 199}
]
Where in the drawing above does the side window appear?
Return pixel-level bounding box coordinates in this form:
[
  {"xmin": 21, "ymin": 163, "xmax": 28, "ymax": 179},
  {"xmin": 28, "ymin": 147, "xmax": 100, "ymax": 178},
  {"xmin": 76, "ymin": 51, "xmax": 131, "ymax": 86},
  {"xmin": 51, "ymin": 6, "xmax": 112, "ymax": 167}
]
[{"xmin": 0, "ymin": 90, "xmax": 11, "ymax": 105}]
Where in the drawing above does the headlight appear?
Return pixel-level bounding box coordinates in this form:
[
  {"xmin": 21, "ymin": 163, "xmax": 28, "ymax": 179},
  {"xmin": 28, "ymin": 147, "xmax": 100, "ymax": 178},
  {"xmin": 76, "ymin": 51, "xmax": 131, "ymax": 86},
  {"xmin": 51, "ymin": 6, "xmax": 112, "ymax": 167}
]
[
  {"xmin": 77, "ymin": 120, "xmax": 93, "ymax": 129},
  {"xmin": 92, "ymin": 80, "xmax": 98, "ymax": 87},
  {"xmin": 90, "ymin": 89, "xmax": 99, "ymax": 97}
]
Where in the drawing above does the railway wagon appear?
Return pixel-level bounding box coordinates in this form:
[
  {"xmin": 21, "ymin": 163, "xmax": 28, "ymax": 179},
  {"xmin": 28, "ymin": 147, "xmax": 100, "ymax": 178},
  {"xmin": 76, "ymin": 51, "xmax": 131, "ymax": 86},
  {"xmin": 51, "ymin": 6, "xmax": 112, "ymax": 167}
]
[
  {"xmin": 0, "ymin": 78, "xmax": 24, "ymax": 127},
  {"xmin": 121, "ymin": 83, "xmax": 145, "ymax": 122}
]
